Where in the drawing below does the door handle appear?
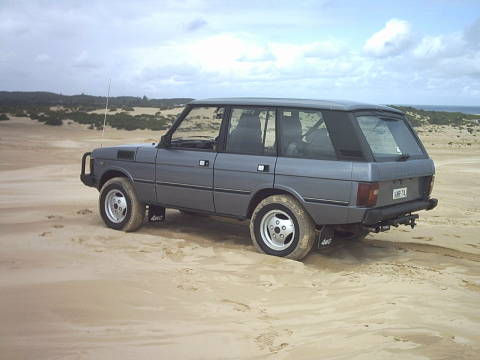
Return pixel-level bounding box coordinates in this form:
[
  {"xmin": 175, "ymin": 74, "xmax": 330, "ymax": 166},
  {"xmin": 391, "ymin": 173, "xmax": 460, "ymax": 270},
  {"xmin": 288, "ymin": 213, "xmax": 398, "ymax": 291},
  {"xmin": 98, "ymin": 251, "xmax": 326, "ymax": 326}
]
[
  {"xmin": 257, "ymin": 164, "xmax": 269, "ymax": 172},
  {"xmin": 199, "ymin": 160, "xmax": 209, "ymax": 167}
]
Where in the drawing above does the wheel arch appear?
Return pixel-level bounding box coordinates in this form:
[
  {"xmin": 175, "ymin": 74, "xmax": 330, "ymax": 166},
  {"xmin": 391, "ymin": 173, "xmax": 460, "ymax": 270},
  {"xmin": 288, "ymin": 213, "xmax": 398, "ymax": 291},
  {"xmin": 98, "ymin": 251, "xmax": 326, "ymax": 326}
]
[
  {"xmin": 246, "ymin": 186, "xmax": 305, "ymax": 219},
  {"xmin": 98, "ymin": 167, "xmax": 134, "ymax": 190}
]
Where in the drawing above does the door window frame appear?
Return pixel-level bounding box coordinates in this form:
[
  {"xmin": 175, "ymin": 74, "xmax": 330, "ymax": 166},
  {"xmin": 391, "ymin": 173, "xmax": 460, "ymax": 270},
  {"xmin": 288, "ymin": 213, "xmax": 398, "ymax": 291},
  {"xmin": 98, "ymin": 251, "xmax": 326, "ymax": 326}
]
[
  {"xmin": 276, "ymin": 106, "xmax": 340, "ymax": 161},
  {"xmin": 160, "ymin": 104, "xmax": 401, "ymax": 161},
  {"xmin": 160, "ymin": 105, "xmax": 228, "ymax": 153},
  {"xmin": 219, "ymin": 105, "xmax": 278, "ymax": 157}
]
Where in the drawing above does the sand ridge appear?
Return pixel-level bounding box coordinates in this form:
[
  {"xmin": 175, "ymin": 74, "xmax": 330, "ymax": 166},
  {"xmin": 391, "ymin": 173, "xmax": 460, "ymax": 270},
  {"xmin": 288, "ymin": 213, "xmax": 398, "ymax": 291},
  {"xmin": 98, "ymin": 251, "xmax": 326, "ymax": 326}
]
[{"xmin": 0, "ymin": 117, "xmax": 479, "ymax": 359}]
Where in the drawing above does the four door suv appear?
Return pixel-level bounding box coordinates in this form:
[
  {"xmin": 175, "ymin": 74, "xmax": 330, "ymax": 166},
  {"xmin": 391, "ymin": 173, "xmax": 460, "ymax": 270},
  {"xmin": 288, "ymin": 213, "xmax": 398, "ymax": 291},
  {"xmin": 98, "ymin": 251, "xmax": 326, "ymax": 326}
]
[{"xmin": 81, "ymin": 98, "xmax": 437, "ymax": 260}]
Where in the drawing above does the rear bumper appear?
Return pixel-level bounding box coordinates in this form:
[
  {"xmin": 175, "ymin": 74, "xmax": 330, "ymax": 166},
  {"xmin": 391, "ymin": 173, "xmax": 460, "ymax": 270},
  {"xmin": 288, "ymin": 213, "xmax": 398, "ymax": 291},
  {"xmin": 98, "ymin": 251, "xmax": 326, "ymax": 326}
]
[
  {"xmin": 80, "ymin": 152, "xmax": 96, "ymax": 187},
  {"xmin": 362, "ymin": 198, "xmax": 438, "ymax": 225}
]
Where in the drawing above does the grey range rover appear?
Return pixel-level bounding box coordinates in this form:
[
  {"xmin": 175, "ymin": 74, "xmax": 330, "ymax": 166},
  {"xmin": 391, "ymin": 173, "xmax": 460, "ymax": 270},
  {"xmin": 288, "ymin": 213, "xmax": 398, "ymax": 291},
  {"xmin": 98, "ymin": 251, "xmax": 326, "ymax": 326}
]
[{"xmin": 81, "ymin": 98, "xmax": 438, "ymax": 260}]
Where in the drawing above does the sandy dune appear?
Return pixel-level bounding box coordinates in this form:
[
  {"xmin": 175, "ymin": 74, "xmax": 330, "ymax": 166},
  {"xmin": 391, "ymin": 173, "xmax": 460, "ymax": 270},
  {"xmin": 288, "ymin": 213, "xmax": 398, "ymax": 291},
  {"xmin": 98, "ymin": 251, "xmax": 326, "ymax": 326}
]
[{"xmin": 0, "ymin": 117, "xmax": 479, "ymax": 359}]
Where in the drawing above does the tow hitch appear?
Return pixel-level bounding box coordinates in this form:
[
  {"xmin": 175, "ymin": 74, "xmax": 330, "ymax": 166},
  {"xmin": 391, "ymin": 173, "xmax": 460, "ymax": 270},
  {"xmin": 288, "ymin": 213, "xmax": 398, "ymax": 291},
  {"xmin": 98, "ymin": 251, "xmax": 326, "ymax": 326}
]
[{"xmin": 366, "ymin": 213, "xmax": 419, "ymax": 233}]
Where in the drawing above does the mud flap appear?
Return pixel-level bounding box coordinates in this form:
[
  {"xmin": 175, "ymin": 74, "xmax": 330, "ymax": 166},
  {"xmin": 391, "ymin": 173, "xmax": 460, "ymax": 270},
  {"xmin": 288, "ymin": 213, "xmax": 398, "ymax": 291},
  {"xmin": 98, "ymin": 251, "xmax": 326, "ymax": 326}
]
[
  {"xmin": 317, "ymin": 225, "xmax": 335, "ymax": 249},
  {"xmin": 148, "ymin": 205, "xmax": 165, "ymax": 222}
]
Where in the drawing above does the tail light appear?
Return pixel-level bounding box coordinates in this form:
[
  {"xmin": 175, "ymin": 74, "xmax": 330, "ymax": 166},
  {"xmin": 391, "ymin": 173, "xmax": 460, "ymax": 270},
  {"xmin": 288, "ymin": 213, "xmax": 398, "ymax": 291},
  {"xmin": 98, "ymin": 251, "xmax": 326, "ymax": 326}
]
[
  {"xmin": 357, "ymin": 182, "xmax": 379, "ymax": 207},
  {"xmin": 426, "ymin": 175, "xmax": 435, "ymax": 196}
]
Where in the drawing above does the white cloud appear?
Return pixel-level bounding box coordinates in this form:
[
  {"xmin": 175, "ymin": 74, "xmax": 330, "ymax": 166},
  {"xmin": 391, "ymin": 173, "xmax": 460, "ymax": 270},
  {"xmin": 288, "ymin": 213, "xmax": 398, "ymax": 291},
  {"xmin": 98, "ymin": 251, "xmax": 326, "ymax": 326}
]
[
  {"xmin": 413, "ymin": 36, "xmax": 446, "ymax": 58},
  {"xmin": 73, "ymin": 51, "xmax": 102, "ymax": 69},
  {"xmin": 34, "ymin": 54, "xmax": 50, "ymax": 63},
  {"xmin": 0, "ymin": 1, "xmax": 479, "ymax": 104},
  {"xmin": 464, "ymin": 18, "xmax": 480, "ymax": 49},
  {"xmin": 303, "ymin": 41, "xmax": 347, "ymax": 59},
  {"xmin": 363, "ymin": 19, "xmax": 414, "ymax": 57},
  {"xmin": 0, "ymin": 17, "xmax": 29, "ymax": 35},
  {"xmin": 185, "ymin": 18, "xmax": 208, "ymax": 32}
]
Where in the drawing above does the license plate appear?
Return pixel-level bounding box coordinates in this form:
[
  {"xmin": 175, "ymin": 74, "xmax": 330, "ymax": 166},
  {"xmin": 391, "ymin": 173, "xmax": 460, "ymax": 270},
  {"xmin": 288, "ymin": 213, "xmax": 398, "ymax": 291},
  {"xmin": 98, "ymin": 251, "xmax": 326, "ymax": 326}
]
[{"xmin": 393, "ymin": 187, "xmax": 407, "ymax": 200}]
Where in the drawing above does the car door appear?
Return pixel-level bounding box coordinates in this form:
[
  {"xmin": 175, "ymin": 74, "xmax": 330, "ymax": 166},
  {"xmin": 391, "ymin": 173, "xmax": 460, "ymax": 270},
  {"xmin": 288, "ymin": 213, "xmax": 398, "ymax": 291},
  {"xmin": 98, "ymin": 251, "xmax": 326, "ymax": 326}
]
[
  {"xmin": 213, "ymin": 107, "xmax": 277, "ymax": 217},
  {"xmin": 274, "ymin": 108, "xmax": 353, "ymax": 224},
  {"xmin": 155, "ymin": 106, "xmax": 225, "ymax": 212}
]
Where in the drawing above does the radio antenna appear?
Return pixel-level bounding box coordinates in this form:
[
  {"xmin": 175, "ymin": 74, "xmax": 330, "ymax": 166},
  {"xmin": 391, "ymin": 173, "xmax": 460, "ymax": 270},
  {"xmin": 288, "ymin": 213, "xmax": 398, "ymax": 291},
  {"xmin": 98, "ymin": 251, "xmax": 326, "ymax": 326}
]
[{"xmin": 100, "ymin": 78, "xmax": 111, "ymax": 147}]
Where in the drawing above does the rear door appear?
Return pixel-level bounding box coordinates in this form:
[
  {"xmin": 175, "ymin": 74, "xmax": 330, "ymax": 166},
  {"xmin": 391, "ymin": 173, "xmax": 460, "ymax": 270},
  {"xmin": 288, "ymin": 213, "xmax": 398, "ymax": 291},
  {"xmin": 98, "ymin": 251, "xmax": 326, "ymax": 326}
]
[
  {"xmin": 213, "ymin": 107, "xmax": 277, "ymax": 217},
  {"xmin": 274, "ymin": 108, "xmax": 353, "ymax": 224},
  {"xmin": 155, "ymin": 106, "xmax": 225, "ymax": 212},
  {"xmin": 355, "ymin": 113, "xmax": 433, "ymax": 206}
]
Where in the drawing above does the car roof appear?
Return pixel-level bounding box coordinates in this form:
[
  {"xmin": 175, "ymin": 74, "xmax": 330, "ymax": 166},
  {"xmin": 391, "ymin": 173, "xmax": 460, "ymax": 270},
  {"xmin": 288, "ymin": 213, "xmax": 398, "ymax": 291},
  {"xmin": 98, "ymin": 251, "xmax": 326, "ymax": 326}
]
[{"xmin": 189, "ymin": 97, "xmax": 403, "ymax": 114}]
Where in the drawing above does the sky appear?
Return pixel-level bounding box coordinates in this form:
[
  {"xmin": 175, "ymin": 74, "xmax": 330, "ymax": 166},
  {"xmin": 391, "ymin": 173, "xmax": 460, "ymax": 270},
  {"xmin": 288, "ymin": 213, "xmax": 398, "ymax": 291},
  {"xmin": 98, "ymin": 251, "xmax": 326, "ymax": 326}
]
[{"xmin": 1, "ymin": 0, "xmax": 479, "ymax": 105}]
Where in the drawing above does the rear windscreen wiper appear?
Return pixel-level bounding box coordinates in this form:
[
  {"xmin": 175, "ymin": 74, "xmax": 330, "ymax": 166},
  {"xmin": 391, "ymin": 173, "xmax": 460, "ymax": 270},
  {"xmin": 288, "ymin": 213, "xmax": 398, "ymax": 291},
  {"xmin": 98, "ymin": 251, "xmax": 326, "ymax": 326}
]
[{"xmin": 396, "ymin": 153, "xmax": 410, "ymax": 161}]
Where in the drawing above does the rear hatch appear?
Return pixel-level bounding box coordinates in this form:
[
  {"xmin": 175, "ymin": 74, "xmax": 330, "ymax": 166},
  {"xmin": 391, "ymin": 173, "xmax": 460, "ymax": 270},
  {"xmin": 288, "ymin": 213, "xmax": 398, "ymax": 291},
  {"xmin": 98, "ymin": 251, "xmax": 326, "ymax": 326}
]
[{"xmin": 355, "ymin": 113, "xmax": 434, "ymax": 207}]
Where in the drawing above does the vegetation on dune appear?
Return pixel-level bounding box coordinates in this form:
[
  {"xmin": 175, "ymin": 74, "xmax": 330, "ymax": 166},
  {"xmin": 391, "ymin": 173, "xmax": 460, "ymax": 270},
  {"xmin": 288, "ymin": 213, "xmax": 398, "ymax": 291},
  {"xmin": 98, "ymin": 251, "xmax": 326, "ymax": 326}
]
[
  {"xmin": 1, "ymin": 92, "xmax": 478, "ymax": 131},
  {"xmin": 26, "ymin": 107, "xmax": 174, "ymax": 130},
  {"xmin": 0, "ymin": 100, "xmax": 178, "ymax": 130},
  {"xmin": 0, "ymin": 91, "xmax": 192, "ymax": 108},
  {"xmin": 390, "ymin": 105, "xmax": 480, "ymax": 127},
  {"xmin": 0, "ymin": 92, "xmax": 183, "ymax": 130}
]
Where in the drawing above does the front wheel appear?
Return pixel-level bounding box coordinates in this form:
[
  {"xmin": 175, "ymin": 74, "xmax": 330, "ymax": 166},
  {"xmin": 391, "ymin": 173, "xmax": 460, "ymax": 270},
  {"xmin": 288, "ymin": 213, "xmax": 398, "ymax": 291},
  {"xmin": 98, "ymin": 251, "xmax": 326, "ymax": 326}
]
[
  {"xmin": 250, "ymin": 195, "xmax": 316, "ymax": 261},
  {"xmin": 99, "ymin": 177, "xmax": 145, "ymax": 232}
]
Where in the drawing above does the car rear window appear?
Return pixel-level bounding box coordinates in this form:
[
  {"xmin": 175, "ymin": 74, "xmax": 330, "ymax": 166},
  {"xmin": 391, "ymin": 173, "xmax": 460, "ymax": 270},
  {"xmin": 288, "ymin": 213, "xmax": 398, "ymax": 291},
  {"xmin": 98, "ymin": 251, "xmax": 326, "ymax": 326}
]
[{"xmin": 356, "ymin": 115, "xmax": 425, "ymax": 161}]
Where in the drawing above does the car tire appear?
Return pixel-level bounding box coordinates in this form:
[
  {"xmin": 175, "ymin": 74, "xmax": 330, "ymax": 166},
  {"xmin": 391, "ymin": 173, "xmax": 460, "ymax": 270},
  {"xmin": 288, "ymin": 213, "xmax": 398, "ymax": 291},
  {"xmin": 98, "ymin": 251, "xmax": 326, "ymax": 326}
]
[
  {"xmin": 99, "ymin": 177, "xmax": 145, "ymax": 232},
  {"xmin": 250, "ymin": 194, "xmax": 316, "ymax": 260}
]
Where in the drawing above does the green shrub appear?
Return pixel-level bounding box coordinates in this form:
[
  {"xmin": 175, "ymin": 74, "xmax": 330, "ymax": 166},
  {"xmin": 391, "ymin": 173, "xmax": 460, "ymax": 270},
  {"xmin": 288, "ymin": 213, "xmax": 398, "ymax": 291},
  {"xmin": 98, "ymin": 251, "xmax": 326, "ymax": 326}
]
[
  {"xmin": 13, "ymin": 110, "xmax": 28, "ymax": 117},
  {"xmin": 44, "ymin": 117, "xmax": 63, "ymax": 126},
  {"xmin": 0, "ymin": 113, "xmax": 8, "ymax": 121}
]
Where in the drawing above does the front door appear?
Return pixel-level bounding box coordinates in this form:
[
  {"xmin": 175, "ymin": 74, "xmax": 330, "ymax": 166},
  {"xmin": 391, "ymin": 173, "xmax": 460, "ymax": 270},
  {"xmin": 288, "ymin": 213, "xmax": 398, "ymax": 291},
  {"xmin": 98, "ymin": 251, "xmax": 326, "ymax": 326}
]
[
  {"xmin": 155, "ymin": 106, "xmax": 225, "ymax": 212},
  {"xmin": 214, "ymin": 107, "xmax": 277, "ymax": 217}
]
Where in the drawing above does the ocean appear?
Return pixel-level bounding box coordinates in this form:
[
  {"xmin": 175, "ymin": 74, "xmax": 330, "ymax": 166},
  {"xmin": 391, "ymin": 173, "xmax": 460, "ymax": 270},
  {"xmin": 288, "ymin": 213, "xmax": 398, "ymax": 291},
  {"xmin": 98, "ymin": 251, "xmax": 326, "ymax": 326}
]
[{"xmin": 399, "ymin": 105, "xmax": 480, "ymax": 115}]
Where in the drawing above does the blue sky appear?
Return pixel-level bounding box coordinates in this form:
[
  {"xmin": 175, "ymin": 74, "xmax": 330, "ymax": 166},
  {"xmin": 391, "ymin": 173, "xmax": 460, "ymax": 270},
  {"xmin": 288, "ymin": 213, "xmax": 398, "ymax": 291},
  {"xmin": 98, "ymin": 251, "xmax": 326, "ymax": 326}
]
[{"xmin": 1, "ymin": 0, "xmax": 479, "ymax": 105}]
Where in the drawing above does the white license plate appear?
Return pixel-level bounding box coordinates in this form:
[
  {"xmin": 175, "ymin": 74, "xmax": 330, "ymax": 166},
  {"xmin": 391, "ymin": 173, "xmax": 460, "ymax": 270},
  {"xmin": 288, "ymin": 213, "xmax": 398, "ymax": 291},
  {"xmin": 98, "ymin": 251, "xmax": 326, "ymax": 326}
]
[{"xmin": 393, "ymin": 187, "xmax": 408, "ymax": 199}]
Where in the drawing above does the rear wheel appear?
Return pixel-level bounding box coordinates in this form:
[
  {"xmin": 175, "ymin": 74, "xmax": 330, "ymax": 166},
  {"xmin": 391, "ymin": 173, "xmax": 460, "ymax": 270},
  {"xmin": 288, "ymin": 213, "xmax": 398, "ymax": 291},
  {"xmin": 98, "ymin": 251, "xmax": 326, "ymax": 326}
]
[
  {"xmin": 99, "ymin": 177, "xmax": 145, "ymax": 232},
  {"xmin": 250, "ymin": 195, "xmax": 316, "ymax": 260}
]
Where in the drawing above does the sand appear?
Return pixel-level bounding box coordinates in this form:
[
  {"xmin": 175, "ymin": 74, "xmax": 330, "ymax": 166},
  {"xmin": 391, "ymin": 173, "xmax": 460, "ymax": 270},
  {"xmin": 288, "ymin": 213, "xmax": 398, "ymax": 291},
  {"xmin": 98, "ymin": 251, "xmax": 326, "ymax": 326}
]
[{"xmin": 0, "ymin": 117, "xmax": 479, "ymax": 359}]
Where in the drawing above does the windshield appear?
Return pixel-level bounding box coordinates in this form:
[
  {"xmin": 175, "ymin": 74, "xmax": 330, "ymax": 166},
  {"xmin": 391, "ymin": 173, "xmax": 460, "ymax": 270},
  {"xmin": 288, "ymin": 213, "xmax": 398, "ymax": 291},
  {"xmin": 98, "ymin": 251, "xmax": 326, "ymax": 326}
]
[{"xmin": 356, "ymin": 115, "xmax": 425, "ymax": 161}]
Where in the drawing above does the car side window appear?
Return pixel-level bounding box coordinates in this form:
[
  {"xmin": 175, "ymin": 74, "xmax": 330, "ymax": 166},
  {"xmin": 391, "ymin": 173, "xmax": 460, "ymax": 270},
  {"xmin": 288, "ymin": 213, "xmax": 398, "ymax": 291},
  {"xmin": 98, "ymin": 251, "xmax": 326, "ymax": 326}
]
[
  {"xmin": 225, "ymin": 108, "xmax": 276, "ymax": 155},
  {"xmin": 279, "ymin": 109, "xmax": 336, "ymax": 160},
  {"xmin": 170, "ymin": 106, "xmax": 224, "ymax": 150}
]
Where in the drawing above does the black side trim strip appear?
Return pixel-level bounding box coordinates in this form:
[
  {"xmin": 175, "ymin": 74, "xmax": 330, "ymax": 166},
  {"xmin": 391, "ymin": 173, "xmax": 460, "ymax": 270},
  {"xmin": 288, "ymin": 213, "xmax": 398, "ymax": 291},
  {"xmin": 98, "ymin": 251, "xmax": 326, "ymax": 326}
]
[
  {"xmin": 154, "ymin": 181, "xmax": 250, "ymax": 195},
  {"xmin": 158, "ymin": 203, "xmax": 247, "ymax": 220},
  {"xmin": 134, "ymin": 178, "xmax": 155, "ymax": 185},
  {"xmin": 303, "ymin": 197, "xmax": 349, "ymax": 206},
  {"xmin": 214, "ymin": 187, "xmax": 250, "ymax": 195},
  {"xmin": 156, "ymin": 181, "xmax": 212, "ymax": 191}
]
